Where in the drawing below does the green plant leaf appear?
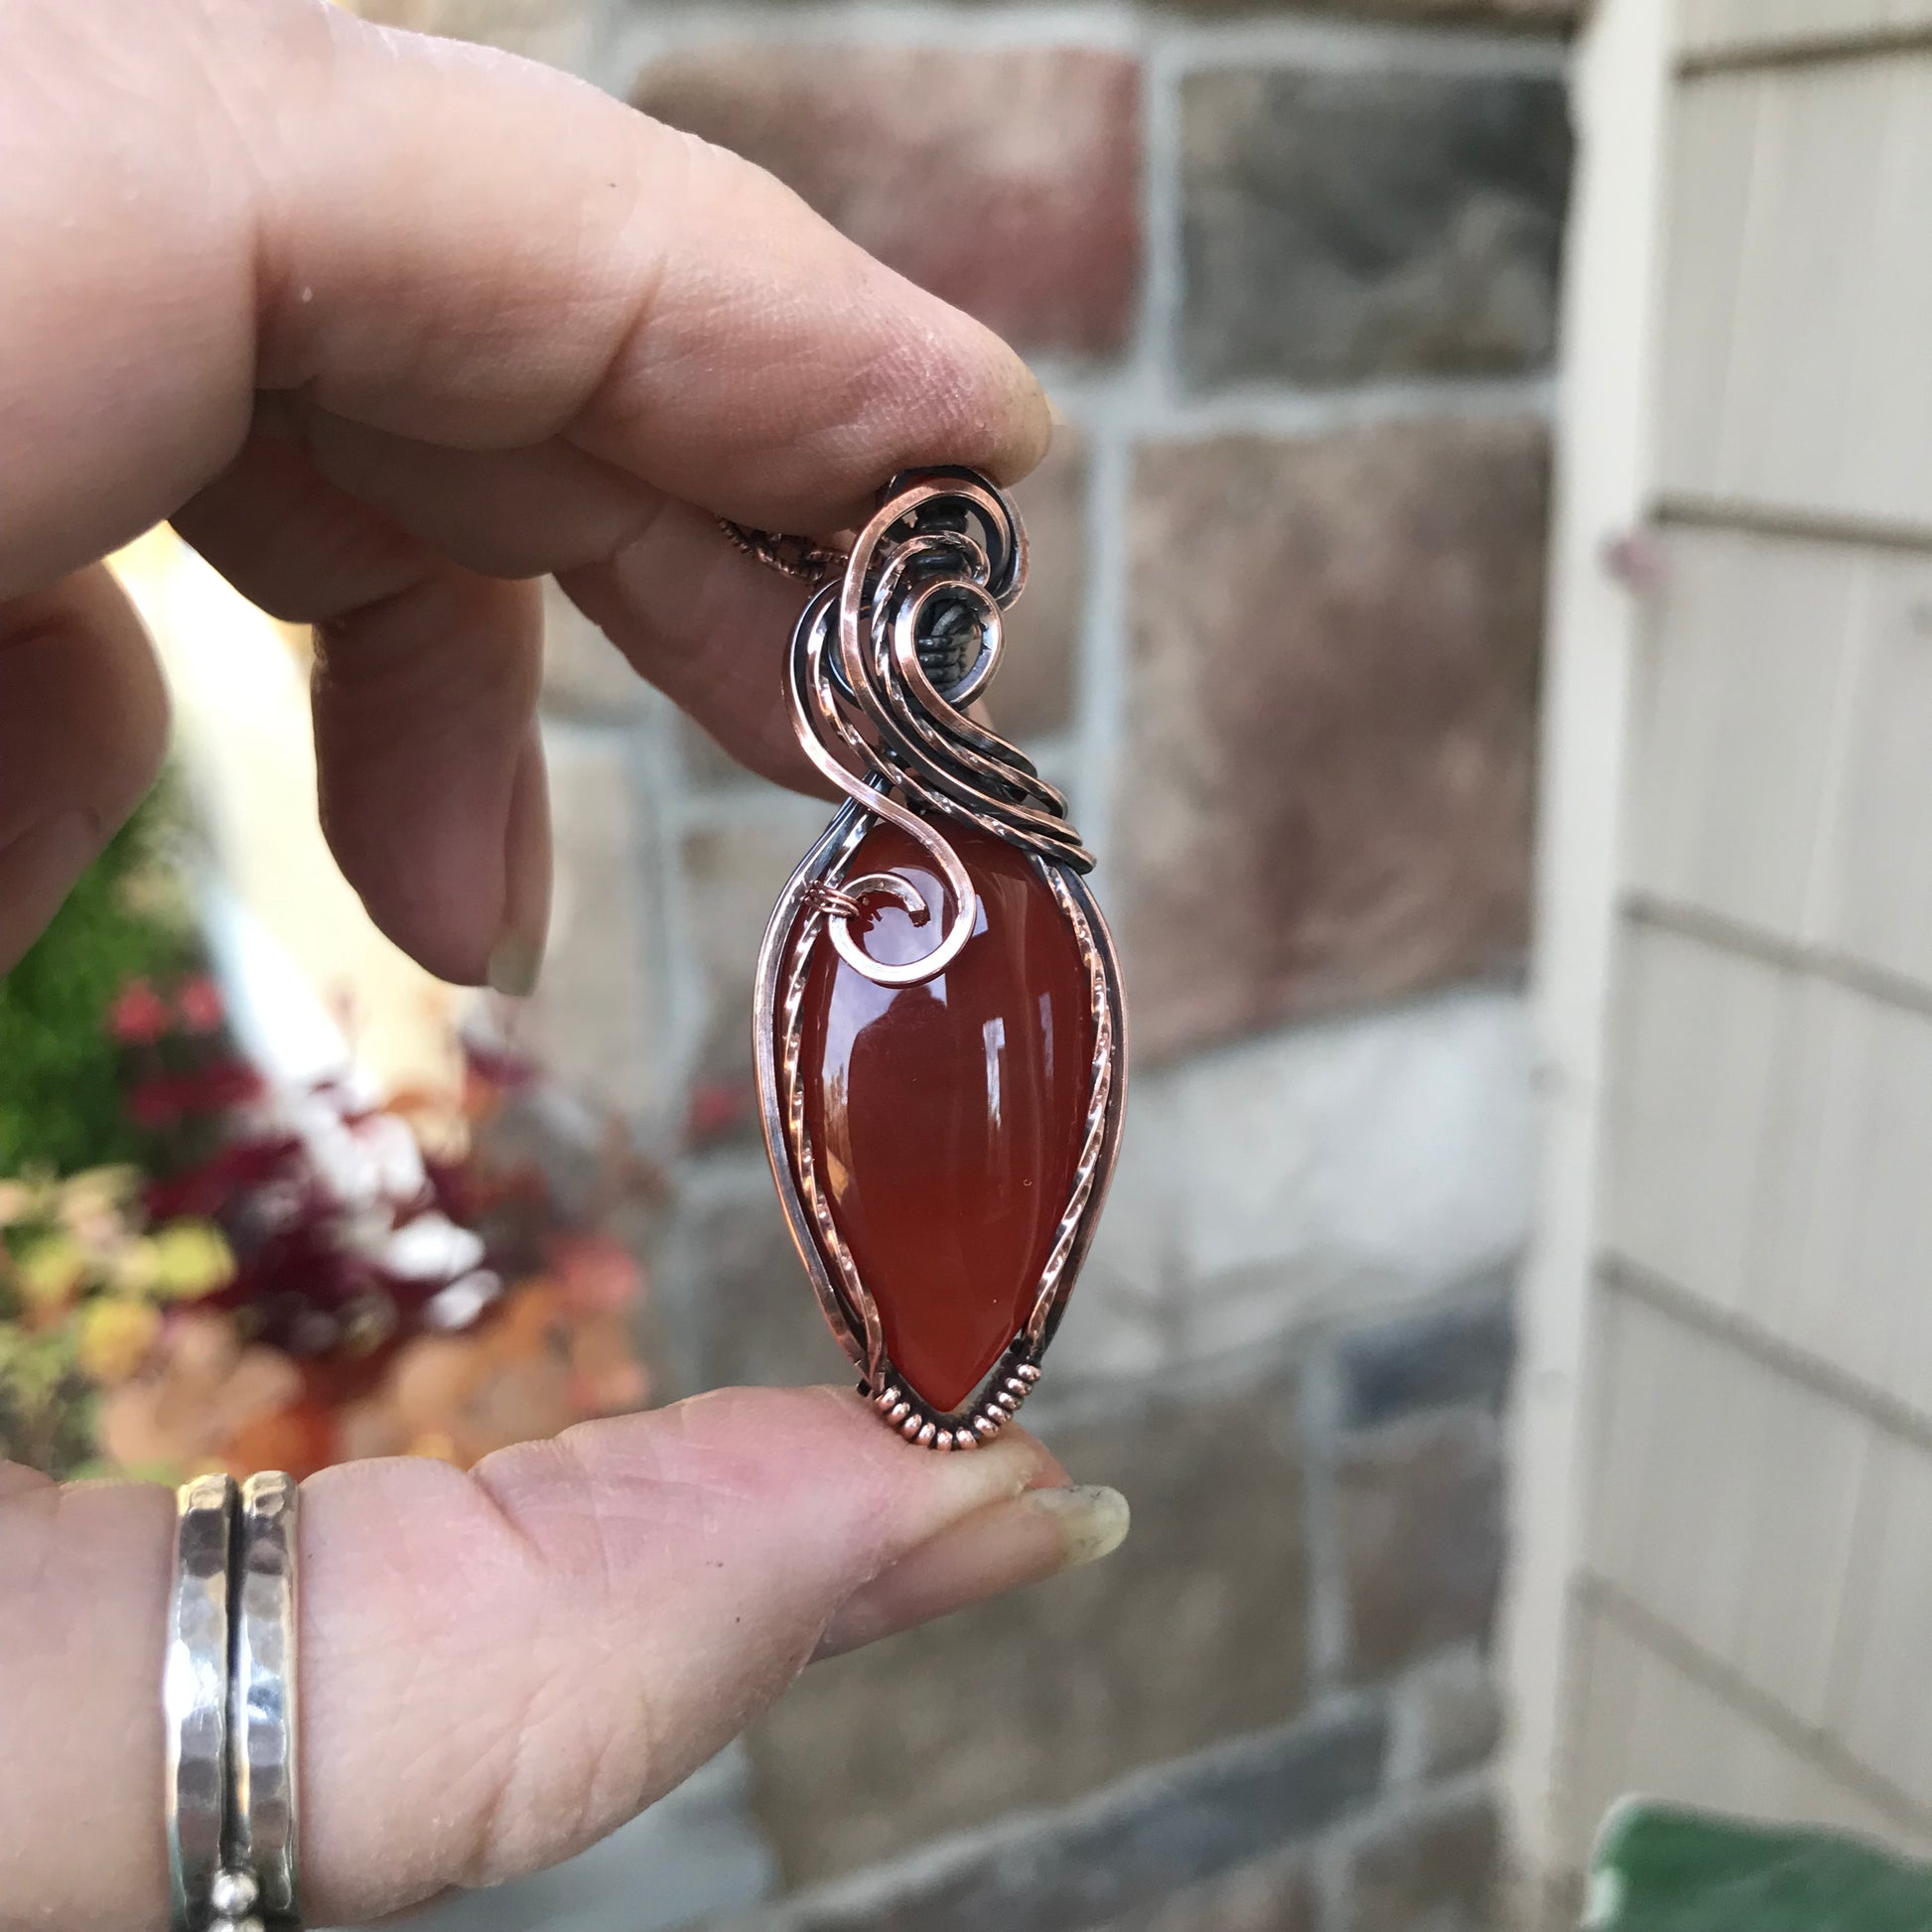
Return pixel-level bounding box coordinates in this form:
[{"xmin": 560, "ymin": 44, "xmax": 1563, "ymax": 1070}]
[
  {"xmin": 0, "ymin": 785, "xmax": 193, "ymax": 1177},
  {"xmin": 1587, "ymin": 1801, "xmax": 1932, "ymax": 1931}
]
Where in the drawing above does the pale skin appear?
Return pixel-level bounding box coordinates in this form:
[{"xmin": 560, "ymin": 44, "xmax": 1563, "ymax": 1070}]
[{"xmin": 0, "ymin": 3, "xmax": 1131, "ymax": 1927}]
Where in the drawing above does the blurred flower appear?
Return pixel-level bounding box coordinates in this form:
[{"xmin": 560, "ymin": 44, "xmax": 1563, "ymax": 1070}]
[
  {"xmin": 143, "ymin": 1135, "xmax": 300, "ymax": 1221},
  {"xmin": 128, "ymin": 1062, "xmax": 264, "ymax": 1129},
  {"xmin": 552, "ymin": 1233, "xmax": 640, "ymax": 1317},
  {"xmin": 568, "ymin": 1313, "xmax": 649, "ymax": 1415},
  {"xmin": 127, "ymin": 1078, "xmax": 183, "ymax": 1129},
  {"xmin": 108, "ymin": 1239, "xmax": 161, "ymax": 1296},
  {"xmin": 422, "ymin": 1271, "xmax": 501, "ymax": 1331},
  {"xmin": 15, "ymin": 1234, "xmax": 88, "ymax": 1311},
  {"xmin": 175, "ymin": 977, "xmax": 225, "ymax": 1034},
  {"xmin": 108, "ymin": 979, "xmax": 171, "ymax": 1045},
  {"xmin": 220, "ymin": 1395, "xmax": 338, "ymax": 1481},
  {"xmin": 75, "ymin": 1298, "xmax": 161, "ymax": 1382},
  {"xmin": 150, "ymin": 1221, "xmax": 235, "ymax": 1300},
  {"xmin": 97, "ymin": 1311, "xmax": 305, "ymax": 1475},
  {"xmin": 0, "ymin": 1326, "xmax": 72, "ymax": 1413},
  {"xmin": 57, "ymin": 1167, "xmax": 139, "ymax": 1247},
  {"xmin": 10, "ymin": 966, "xmax": 657, "ymax": 1482}
]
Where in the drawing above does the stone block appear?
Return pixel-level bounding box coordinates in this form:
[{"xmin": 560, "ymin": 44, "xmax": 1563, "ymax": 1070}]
[
  {"xmin": 349, "ymin": 0, "xmax": 586, "ymax": 68},
  {"xmin": 632, "ymin": 48, "xmax": 1141, "ymax": 356},
  {"xmin": 398, "ymin": 1740, "xmax": 775, "ymax": 1932},
  {"xmin": 1104, "ymin": 1847, "xmax": 1315, "ymax": 1932},
  {"xmin": 1389, "ymin": 1645, "xmax": 1502, "ymax": 1786},
  {"xmin": 679, "ymin": 800, "xmax": 835, "ymax": 1146},
  {"xmin": 674, "ymin": 1171, "xmax": 847, "ymax": 1395},
  {"xmin": 773, "ymin": 1704, "xmax": 1386, "ymax": 1932},
  {"xmin": 1047, "ymin": 1078, "xmax": 1183, "ymax": 1387},
  {"xmin": 747, "ymin": 1379, "xmax": 1311, "ymax": 1884},
  {"xmin": 995, "ymin": 429, "xmax": 1089, "ymax": 745},
  {"xmin": 1180, "ymin": 69, "xmax": 1572, "ymax": 388},
  {"xmin": 1056, "ymin": 990, "xmax": 1532, "ymax": 1391},
  {"xmin": 515, "ymin": 723, "xmax": 663, "ymax": 1123},
  {"xmin": 1334, "ymin": 1412, "xmax": 1504, "ymax": 1682},
  {"xmin": 1157, "ymin": 0, "xmax": 1576, "ymax": 18},
  {"xmin": 1333, "ymin": 1276, "xmax": 1516, "ymax": 1431},
  {"xmin": 1343, "ymin": 1793, "xmax": 1499, "ymax": 1932},
  {"xmin": 1119, "ymin": 420, "xmax": 1549, "ymax": 1062}
]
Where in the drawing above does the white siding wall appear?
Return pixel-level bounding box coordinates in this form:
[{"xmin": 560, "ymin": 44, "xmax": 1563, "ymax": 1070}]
[{"xmin": 1513, "ymin": 0, "xmax": 1932, "ymax": 1911}]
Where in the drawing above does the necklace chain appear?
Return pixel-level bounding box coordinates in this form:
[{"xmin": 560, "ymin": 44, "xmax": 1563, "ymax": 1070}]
[{"xmin": 718, "ymin": 519, "xmax": 848, "ymax": 587}]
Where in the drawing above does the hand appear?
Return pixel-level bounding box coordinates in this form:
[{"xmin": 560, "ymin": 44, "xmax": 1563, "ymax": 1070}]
[
  {"xmin": 0, "ymin": 0, "xmax": 1050, "ymax": 986},
  {"xmin": 0, "ymin": 5, "xmax": 1123, "ymax": 1928},
  {"xmin": 4, "ymin": 1392, "xmax": 1127, "ymax": 1929}
]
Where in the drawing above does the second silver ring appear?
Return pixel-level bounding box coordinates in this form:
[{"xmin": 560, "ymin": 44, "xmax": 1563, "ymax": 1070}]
[{"xmin": 231, "ymin": 1471, "xmax": 301, "ymax": 1930}]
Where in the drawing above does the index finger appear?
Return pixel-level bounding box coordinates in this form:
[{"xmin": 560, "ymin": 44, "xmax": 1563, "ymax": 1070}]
[{"xmin": 0, "ymin": 0, "xmax": 1051, "ymax": 598}]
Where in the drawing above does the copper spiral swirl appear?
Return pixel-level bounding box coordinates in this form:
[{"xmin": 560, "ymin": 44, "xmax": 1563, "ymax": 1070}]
[{"xmin": 783, "ymin": 467, "xmax": 1094, "ymax": 988}]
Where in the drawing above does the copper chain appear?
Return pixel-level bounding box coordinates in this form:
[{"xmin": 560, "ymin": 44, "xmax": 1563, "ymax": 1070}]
[{"xmin": 718, "ymin": 519, "xmax": 849, "ymax": 586}]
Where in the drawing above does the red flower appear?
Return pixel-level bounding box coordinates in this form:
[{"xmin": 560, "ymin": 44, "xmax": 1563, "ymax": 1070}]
[
  {"xmin": 109, "ymin": 979, "xmax": 171, "ymax": 1045},
  {"xmin": 175, "ymin": 977, "xmax": 225, "ymax": 1034},
  {"xmin": 144, "ymin": 1135, "xmax": 303, "ymax": 1221},
  {"xmin": 125, "ymin": 1061, "xmax": 265, "ymax": 1131},
  {"xmin": 128, "ymin": 1076, "xmax": 185, "ymax": 1127},
  {"xmin": 185, "ymin": 1061, "xmax": 265, "ymax": 1111},
  {"xmin": 551, "ymin": 1233, "xmax": 640, "ymax": 1316}
]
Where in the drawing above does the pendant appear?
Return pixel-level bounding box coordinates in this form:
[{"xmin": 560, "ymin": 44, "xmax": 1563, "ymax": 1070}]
[{"xmin": 748, "ymin": 468, "xmax": 1128, "ymax": 1448}]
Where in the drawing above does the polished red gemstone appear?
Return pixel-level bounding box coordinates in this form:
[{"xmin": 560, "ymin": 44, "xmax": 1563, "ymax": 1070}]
[{"xmin": 796, "ymin": 818, "xmax": 1095, "ymax": 1414}]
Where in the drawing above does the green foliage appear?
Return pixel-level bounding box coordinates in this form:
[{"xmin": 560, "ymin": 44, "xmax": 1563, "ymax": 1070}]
[
  {"xmin": 0, "ymin": 789, "xmax": 194, "ymax": 1177},
  {"xmin": 1588, "ymin": 1802, "xmax": 1932, "ymax": 1931}
]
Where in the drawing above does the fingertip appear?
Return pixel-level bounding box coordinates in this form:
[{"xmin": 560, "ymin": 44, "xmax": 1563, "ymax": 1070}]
[
  {"xmin": 995, "ymin": 352, "xmax": 1056, "ymax": 485},
  {"xmin": 0, "ymin": 568, "xmax": 169, "ymax": 972},
  {"xmin": 873, "ymin": 299, "xmax": 1055, "ymax": 501},
  {"xmin": 0, "ymin": 810, "xmax": 103, "ymax": 972},
  {"xmin": 814, "ymin": 1482, "xmax": 1130, "ymax": 1661},
  {"xmin": 312, "ymin": 568, "xmax": 543, "ymax": 987},
  {"xmin": 484, "ymin": 728, "xmax": 549, "ymax": 996}
]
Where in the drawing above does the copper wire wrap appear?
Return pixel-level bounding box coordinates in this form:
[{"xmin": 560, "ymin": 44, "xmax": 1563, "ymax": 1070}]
[{"xmin": 781, "ymin": 468, "xmax": 1092, "ymax": 988}]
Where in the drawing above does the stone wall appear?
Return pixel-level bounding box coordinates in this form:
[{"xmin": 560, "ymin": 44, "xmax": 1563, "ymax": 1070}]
[{"xmin": 350, "ymin": 0, "xmax": 1576, "ymax": 1925}]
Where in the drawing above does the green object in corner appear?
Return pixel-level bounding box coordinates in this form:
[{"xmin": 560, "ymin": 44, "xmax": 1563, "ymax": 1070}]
[{"xmin": 1587, "ymin": 1801, "xmax": 1932, "ymax": 1932}]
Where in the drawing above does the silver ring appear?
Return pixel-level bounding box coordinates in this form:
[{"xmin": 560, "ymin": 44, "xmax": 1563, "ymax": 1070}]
[
  {"xmin": 230, "ymin": 1471, "xmax": 302, "ymax": 1930},
  {"xmin": 165, "ymin": 1472, "xmax": 303, "ymax": 1932},
  {"xmin": 167, "ymin": 1474, "xmax": 236, "ymax": 1932}
]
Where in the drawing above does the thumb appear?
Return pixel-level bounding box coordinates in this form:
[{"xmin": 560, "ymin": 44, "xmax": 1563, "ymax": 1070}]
[{"xmin": 0, "ymin": 1387, "xmax": 1128, "ymax": 1932}]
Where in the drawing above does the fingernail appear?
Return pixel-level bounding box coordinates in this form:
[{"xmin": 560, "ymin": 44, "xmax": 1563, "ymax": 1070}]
[
  {"xmin": 485, "ymin": 930, "xmax": 542, "ymax": 999},
  {"xmin": 1024, "ymin": 1483, "xmax": 1132, "ymax": 1568},
  {"xmin": 816, "ymin": 1482, "xmax": 1129, "ymax": 1660},
  {"xmin": 487, "ymin": 734, "xmax": 550, "ymax": 998},
  {"xmin": 0, "ymin": 810, "xmax": 99, "ymax": 967},
  {"xmin": 1044, "ymin": 391, "xmax": 1069, "ymax": 430}
]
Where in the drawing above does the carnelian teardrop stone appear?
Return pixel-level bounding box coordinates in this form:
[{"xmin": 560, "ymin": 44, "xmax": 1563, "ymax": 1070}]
[{"xmin": 796, "ymin": 819, "xmax": 1095, "ymax": 1414}]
